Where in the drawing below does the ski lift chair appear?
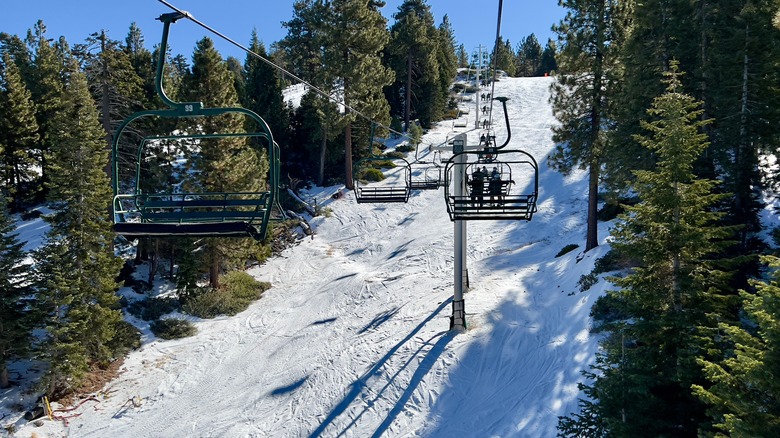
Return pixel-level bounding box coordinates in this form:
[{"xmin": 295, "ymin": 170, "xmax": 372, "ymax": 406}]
[
  {"xmin": 112, "ymin": 12, "xmax": 279, "ymax": 240},
  {"xmin": 353, "ymin": 156, "xmax": 412, "ymax": 203},
  {"xmin": 444, "ymin": 149, "xmax": 538, "ymax": 221}
]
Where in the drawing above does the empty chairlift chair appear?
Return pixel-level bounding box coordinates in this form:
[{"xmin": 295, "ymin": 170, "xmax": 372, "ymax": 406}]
[
  {"xmin": 353, "ymin": 155, "xmax": 412, "ymax": 203},
  {"xmin": 409, "ymin": 150, "xmax": 443, "ymax": 190},
  {"xmin": 112, "ymin": 12, "xmax": 279, "ymax": 240}
]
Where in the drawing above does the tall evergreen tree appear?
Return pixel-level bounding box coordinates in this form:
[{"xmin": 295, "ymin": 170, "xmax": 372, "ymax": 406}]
[
  {"xmin": 492, "ymin": 38, "xmax": 516, "ymax": 77},
  {"xmin": 281, "ymin": 0, "xmax": 344, "ymax": 184},
  {"xmin": 387, "ymin": 0, "xmax": 440, "ymax": 130},
  {"xmin": 290, "ymin": 89, "xmax": 344, "ymax": 185},
  {"xmin": 559, "ymin": 65, "xmax": 735, "ymax": 436},
  {"xmin": 515, "ymin": 34, "xmax": 542, "ymax": 77},
  {"xmin": 25, "ymin": 21, "xmax": 67, "ymax": 203},
  {"xmin": 0, "ymin": 33, "xmax": 33, "ymax": 82},
  {"xmin": 0, "ymin": 193, "xmax": 31, "ymax": 388},
  {"xmin": 34, "ymin": 61, "xmax": 123, "ymax": 395},
  {"xmin": 456, "ymin": 43, "xmax": 468, "ymax": 68},
  {"xmin": 706, "ymin": 0, "xmax": 780, "ymax": 254},
  {"xmin": 124, "ymin": 23, "xmax": 157, "ymax": 109},
  {"xmin": 280, "ymin": 0, "xmax": 331, "ymax": 83},
  {"xmin": 73, "ymin": 30, "xmax": 145, "ymax": 183},
  {"xmin": 538, "ymin": 39, "xmax": 558, "ymax": 75},
  {"xmin": 435, "ymin": 15, "xmax": 459, "ymax": 112},
  {"xmin": 325, "ymin": 0, "xmax": 394, "ymax": 189},
  {"xmin": 0, "ymin": 52, "xmax": 39, "ymax": 209},
  {"xmin": 606, "ymin": 0, "xmax": 700, "ymax": 196},
  {"xmin": 182, "ymin": 37, "xmax": 267, "ymax": 288},
  {"xmin": 550, "ymin": 0, "xmax": 623, "ymax": 252},
  {"xmin": 694, "ymin": 255, "xmax": 780, "ymax": 437},
  {"xmin": 243, "ymin": 32, "xmax": 289, "ymax": 150}
]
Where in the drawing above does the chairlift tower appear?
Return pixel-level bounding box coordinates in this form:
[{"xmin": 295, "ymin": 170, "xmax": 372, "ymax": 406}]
[{"xmin": 430, "ymin": 133, "xmax": 482, "ymax": 331}]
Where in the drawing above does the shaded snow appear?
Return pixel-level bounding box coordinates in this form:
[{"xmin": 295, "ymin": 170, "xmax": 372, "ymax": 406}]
[{"xmin": 7, "ymin": 77, "xmax": 615, "ymax": 437}]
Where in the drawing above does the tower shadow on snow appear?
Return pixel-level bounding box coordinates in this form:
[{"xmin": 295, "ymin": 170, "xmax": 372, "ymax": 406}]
[{"xmin": 307, "ymin": 299, "xmax": 453, "ymax": 438}]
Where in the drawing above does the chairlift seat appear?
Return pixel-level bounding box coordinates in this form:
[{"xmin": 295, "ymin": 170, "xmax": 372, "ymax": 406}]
[
  {"xmin": 444, "ymin": 149, "xmax": 539, "ymax": 221},
  {"xmin": 111, "ymin": 13, "xmax": 279, "ymax": 241},
  {"xmin": 355, "ymin": 186, "xmax": 411, "ymax": 203},
  {"xmin": 450, "ymin": 194, "xmax": 536, "ymax": 220},
  {"xmin": 114, "ymin": 221, "xmax": 262, "ymax": 239},
  {"xmin": 354, "ymin": 155, "xmax": 413, "ymax": 204}
]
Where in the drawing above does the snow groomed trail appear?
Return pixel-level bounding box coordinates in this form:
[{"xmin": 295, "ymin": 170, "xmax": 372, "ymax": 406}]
[{"xmin": 27, "ymin": 77, "xmax": 610, "ymax": 438}]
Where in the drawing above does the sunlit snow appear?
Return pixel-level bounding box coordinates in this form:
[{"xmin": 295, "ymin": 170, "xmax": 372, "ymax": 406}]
[{"xmin": 9, "ymin": 77, "xmax": 616, "ymax": 437}]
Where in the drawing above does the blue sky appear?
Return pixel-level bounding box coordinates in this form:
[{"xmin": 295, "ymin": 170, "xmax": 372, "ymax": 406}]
[{"xmin": 2, "ymin": 1, "xmax": 565, "ymax": 61}]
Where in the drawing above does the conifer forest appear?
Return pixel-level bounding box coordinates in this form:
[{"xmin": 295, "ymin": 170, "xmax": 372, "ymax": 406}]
[{"xmin": 1, "ymin": 0, "xmax": 780, "ymax": 436}]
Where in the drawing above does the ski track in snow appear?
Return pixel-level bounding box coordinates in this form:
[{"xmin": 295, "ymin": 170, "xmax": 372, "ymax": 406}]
[{"xmin": 15, "ymin": 77, "xmax": 608, "ymax": 438}]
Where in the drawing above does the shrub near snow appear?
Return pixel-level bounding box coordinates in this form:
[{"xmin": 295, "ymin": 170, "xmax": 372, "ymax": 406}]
[
  {"xmin": 150, "ymin": 319, "xmax": 196, "ymax": 340},
  {"xmin": 358, "ymin": 168, "xmax": 385, "ymax": 182},
  {"xmin": 182, "ymin": 271, "xmax": 271, "ymax": 319}
]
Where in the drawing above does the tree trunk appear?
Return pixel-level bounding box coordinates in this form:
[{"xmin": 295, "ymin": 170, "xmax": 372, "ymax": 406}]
[
  {"xmin": 345, "ymin": 121, "xmax": 354, "ymax": 190},
  {"xmin": 209, "ymin": 247, "xmax": 220, "ymax": 289},
  {"xmin": 735, "ymin": 25, "xmax": 751, "ymax": 250},
  {"xmin": 586, "ymin": 159, "xmax": 599, "ymax": 251},
  {"xmin": 148, "ymin": 239, "xmax": 159, "ymax": 286},
  {"xmin": 404, "ymin": 52, "xmax": 413, "ymax": 132},
  {"xmin": 0, "ymin": 366, "xmax": 8, "ymax": 389},
  {"xmin": 169, "ymin": 241, "xmax": 175, "ymax": 281},
  {"xmin": 344, "ymin": 64, "xmax": 354, "ymax": 190},
  {"xmin": 318, "ymin": 125, "xmax": 328, "ymax": 186}
]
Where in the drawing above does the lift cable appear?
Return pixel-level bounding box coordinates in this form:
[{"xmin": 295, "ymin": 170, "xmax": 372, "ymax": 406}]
[
  {"xmin": 486, "ymin": 0, "xmax": 504, "ymax": 133},
  {"xmin": 158, "ymin": 0, "xmax": 436, "ymax": 148}
]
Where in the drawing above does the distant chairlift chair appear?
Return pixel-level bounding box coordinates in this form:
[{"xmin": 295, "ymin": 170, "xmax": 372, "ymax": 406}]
[{"xmin": 353, "ymin": 156, "xmax": 412, "ymax": 203}]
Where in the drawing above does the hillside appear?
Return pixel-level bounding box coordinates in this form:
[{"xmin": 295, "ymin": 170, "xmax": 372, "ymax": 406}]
[{"xmin": 12, "ymin": 76, "xmax": 612, "ymax": 437}]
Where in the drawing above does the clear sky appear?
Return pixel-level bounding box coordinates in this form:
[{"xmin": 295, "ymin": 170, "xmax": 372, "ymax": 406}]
[{"xmin": 2, "ymin": 1, "xmax": 565, "ymax": 62}]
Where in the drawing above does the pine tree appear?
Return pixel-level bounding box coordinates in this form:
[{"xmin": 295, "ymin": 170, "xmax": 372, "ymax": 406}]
[
  {"xmin": 32, "ymin": 239, "xmax": 89, "ymax": 397},
  {"xmin": 456, "ymin": 43, "xmax": 468, "ymax": 68},
  {"xmin": 538, "ymin": 39, "xmax": 558, "ymax": 76},
  {"xmin": 559, "ymin": 64, "xmax": 736, "ymax": 436},
  {"xmin": 605, "ymin": 0, "xmax": 700, "ymax": 197},
  {"xmin": 280, "ymin": 0, "xmax": 331, "ymax": 83},
  {"xmin": 25, "ymin": 21, "xmax": 67, "ymax": 203},
  {"xmin": 492, "ymin": 39, "xmax": 516, "ymax": 77},
  {"xmin": 34, "ymin": 61, "xmax": 123, "ymax": 396},
  {"xmin": 694, "ymin": 255, "xmax": 780, "ymax": 437},
  {"xmin": 0, "ymin": 193, "xmax": 32, "ymax": 388},
  {"xmin": 243, "ymin": 32, "xmax": 289, "ymax": 150},
  {"xmin": 182, "ymin": 37, "xmax": 267, "ymax": 288},
  {"xmin": 0, "ymin": 33, "xmax": 34, "ymax": 82},
  {"xmin": 290, "ymin": 89, "xmax": 343, "ymax": 184},
  {"xmin": 705, "ymin": 0, "xmax": 780, "ymax": 255},
  {"xmin": 73, "ymin": 30, "xmax": 146, "ymax": 186},
  {"xmin": 124, "ymin": 23, "xmax": 157, "ymax": 109},
  {"xmin": 550, "ymin": 0, "xmax": 623, "ymax": 252},
  {"xmin": 325, "ymin": 0, "xmax": 394, "ymax": 189},
  {"xmin": 515, "ymin": 34, "xmax": 542, "ymax": 77},
  {"xmin": 436, "ymin": 15, "xmax": 459, "ymax": 112},
  {"xmin": 281, "ymin": 0, "xmax": 344, "ymax": 185},
  {"xmin": 387, "ymin": 0, "xmax": 440, "ymax": 130},
  {"xmin": 0, "ymin": 52, "xmax": 39, "ymax": 209}
]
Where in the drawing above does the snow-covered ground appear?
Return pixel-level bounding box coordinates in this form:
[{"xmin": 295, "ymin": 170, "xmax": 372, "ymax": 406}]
[{"xmin": 8, "ymin": 77, "xmax": 614, "ymax": 437}]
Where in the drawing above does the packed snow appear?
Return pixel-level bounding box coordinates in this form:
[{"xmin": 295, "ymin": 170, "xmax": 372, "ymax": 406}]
[{"xmin": 7, "ymin": 76, "xmax": 615, "ymax": 437}]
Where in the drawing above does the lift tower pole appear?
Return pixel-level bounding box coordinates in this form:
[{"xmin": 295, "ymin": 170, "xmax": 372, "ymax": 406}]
[{"xmin": 451, "ymin": 135, "xmax": 467, "ymax": 330}]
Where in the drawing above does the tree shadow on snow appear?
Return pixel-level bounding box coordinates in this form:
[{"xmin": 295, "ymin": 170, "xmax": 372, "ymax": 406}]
[{"xmin": 307, "ymin": 299, "xmax": 453, "ymax": 438}]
